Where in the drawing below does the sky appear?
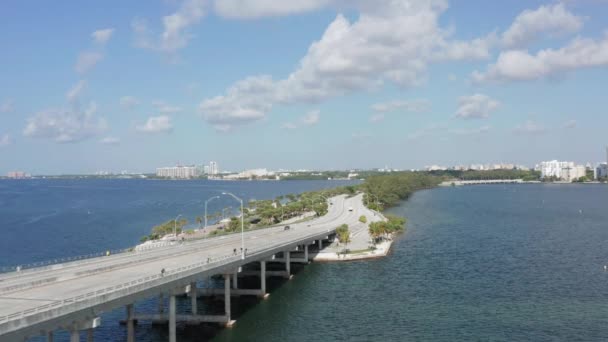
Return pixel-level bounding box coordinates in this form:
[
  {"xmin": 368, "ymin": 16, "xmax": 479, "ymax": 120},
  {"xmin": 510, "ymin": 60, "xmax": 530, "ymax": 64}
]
[{"xmin": 1, "ymin": 0, "xmax": 608, "ymax": 174}]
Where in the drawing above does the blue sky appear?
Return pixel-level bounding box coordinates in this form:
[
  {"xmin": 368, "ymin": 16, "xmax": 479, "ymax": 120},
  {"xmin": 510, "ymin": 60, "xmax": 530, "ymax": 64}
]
[{"xmin": 1, "ymin": 0, "xmax": 608, "ymax": 174}]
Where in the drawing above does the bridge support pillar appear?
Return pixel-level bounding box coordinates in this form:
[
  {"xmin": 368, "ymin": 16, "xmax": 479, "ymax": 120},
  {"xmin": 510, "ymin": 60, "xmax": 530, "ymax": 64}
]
[
  {"xmin": 70, "ymin": 330, "xmax": 80, "ymax": 342},
  {"xmin": 260, "ymin": 261, "xmax": 266, "ymax": 297},
  {"xmin": 318, "ymin": 239, "xmax": 323, "ymax": 249},
  {"xmin": 67, "ymin": 317, "xmax": 100, "ymax": 342},
  {"xmin": 190, "ymin": 282, "xmax": 198, "ymax": 315},
  {"xmin": 126, "ymin": 304, "xmax": 135, "ymax": 342},
  {"xmin": 47, "ymin": 332, "xmax": 54, "ymax": 342},
  {"xmin": 232, "ymin": 270, "xmax": 238, "ymax": 289},
  {"xmin": 223, "ymin": 274, "xmax": 236, "ymax": 326},
  {"xmin": 304, "ymin": 244, "xmax": 309, "ymax": 261},
  {"xmin": 169, "ymin": 295, "xmax": 176, "ymax": 342},
  {"xmin": 285, "ymin": 251, "xmax": 291, "ymax": 279},
  {"xmin": 224, "ymin": 274, "xmax": 231, "ymax": 320}
]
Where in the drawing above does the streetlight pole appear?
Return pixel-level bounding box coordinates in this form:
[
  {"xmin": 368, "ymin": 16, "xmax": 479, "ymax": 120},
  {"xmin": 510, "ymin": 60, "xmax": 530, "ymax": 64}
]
[
  {"xmin": 174, "ymin": 214, "xmax": 182, "ymax": 240},
  {"xmin": 204, "ymin": 196, "xmax": 220, "ymax": 230},
  {"xmin": 222, "ymin": 192, "xmax": 245, "ymax": 259}
]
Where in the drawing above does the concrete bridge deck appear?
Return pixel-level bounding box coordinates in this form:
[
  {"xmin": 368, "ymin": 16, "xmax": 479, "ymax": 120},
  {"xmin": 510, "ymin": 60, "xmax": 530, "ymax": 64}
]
[{"xmin": 0, "ymin": 194, "xmax": 372, "ymax": 341}]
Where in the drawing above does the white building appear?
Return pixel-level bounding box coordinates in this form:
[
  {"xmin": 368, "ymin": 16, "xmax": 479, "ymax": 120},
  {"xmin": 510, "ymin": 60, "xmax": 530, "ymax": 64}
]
[
  {"xmin": 156, "ymin": 166, "xmax": 200, "ymax": 179},
  {"xmin": 209, "ymin": 161, "xmax": 219, "ymax": 176},
  {"xmin": 540, "ymin": 161, "xmax": 586, "ymax": 182},
  {"xmin": 203, "ymin": 165, "xmax": 210, "ymax": 174},
  {"xmin": 224, "ymin": 168, "xmax": 275, "ymax": 180}
]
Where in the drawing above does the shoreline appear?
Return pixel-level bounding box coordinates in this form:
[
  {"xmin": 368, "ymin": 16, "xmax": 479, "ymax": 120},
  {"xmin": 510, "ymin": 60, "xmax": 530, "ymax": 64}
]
[
  {"xmin": 312, "ymin": 209, "xmax": 399, "ymax": 262},
  {"xmin": 313, "ymin": 238, "xmax": 394, "ymax": 262}
]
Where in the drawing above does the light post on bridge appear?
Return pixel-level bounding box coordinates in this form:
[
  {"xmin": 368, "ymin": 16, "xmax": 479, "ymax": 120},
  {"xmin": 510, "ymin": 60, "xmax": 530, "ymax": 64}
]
[
  {"xmin": 205, "ymin": 196, "xmax": 220, "ymax": 230},
  {"xmin": 222, "ymin": 192, "xmax": 245, "ymax": 260},
  {"xmin": 173, "ymin": 214, "xmax": 182, "ymax": 240}
]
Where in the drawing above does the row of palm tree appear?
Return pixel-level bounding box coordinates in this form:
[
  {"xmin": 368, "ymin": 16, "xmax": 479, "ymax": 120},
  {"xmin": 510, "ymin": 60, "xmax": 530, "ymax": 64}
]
[{"xmin": 368, "ymin": 216, "xmax": 406, "ymax": 245}]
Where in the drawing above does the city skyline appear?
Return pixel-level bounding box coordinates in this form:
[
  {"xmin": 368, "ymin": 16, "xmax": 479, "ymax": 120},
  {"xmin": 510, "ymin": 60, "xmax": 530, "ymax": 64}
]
[{"xmin": 2, "ymin": 1, "xmax": 608, "ymax": 174}]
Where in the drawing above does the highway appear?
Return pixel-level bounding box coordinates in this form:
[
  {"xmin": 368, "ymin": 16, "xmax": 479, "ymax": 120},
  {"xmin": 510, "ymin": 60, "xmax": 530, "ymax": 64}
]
[{"xmin": 0, "ymin": 194, "xmax": 373, "ymax": 340}]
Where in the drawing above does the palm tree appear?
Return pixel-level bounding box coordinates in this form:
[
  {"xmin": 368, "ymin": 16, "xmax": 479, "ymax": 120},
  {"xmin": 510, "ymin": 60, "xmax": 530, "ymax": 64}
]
[
  {"xmin": 339, "ymin": 230, "xmax": 351, "ymax": 255},
  {"xmin": 195, "ymin": 216, "xmax": 203, "ymax": 229}
]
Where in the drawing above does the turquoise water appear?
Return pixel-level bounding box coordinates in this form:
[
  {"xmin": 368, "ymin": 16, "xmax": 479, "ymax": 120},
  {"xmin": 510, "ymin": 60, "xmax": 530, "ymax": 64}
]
[
  {"xmin": 213, "ymin": 184, "xmax": 608, "ymax": 341},
  {"xmin": 3, "ymin": 181, "xmax": 608, "ymax": 341}
]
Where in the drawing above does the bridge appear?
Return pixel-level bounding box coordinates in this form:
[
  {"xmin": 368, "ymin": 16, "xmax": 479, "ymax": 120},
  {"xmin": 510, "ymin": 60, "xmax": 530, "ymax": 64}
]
[
  {"xmin": 0, "ymin": 194, "xmax": 371, "ymax": 342},
  {"xmin": 440, "ymin": 179, "xmax": 524, "ymax": 186}
]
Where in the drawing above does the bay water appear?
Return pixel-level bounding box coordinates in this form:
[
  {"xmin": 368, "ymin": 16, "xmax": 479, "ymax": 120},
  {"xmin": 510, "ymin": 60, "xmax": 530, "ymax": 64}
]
[{"xmin": 2, "ymin": 181, "xmax": 607, "ymax": 341}]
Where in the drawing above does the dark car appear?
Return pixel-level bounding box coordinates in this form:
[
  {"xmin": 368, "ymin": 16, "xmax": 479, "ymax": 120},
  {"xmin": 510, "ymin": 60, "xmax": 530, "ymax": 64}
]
[{"xmin": 284, "ymin": 225, "xmax": 290, "ymax": 231}]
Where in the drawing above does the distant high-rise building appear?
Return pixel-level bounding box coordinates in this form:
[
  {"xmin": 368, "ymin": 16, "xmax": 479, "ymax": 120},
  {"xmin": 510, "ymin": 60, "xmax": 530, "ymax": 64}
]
[
  {"xmin": 156, "ymin": 166, "xmax": 200, "ymax": 179},
  {"xmin": 7, "ymin": 171, "xmax": 29, "ymax": 179},
  {"xmin": 540, "ymin": 161, "xmax": 586, "ymax": 182},
  {"xmin": 203, "ymin": 165, "xmax": 210, "ymax": 174},
  {"xmin": 209, "ymin": 161, "xmax": 219, "ymax": 176},
  {"xmin": 593, "ymin": 146, "xmax": 608, "ymax": 180}
]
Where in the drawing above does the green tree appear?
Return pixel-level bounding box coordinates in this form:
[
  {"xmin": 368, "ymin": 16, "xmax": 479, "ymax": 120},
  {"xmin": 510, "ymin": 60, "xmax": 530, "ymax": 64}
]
[
  {"xmin": 359, "ymin": 215, "xmax": 367, "ymax": 223},
  {"xmin": 149, "ymin": 218, "xmax": 188, "ymax": 239},
  {"xmin": 228, "ymin": 217, "xmax": 250, "ymax": 232},
  {"xmin": 336, "ymin": 224, "xmax": 351, "ymax": 253}
]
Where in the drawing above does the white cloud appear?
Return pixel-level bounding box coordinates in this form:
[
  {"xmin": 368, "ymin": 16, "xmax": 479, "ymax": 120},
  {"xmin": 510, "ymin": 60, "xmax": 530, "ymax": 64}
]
[
  {"xmin": 563, "ymin": 119, "xmax": 577, "ymax": 129},
  {"xmin": 514, "ymin": 120, "xmax": 546, "ymax": 134},
  {"xmin": 301, "ymin": 110, "xmax": 320, "ymax": 125},
  {"xmin": 282, "ymin": 110, "xmax": 321, "ymax": 129},
  {"xmin": 473, "ymin": 34, "xmax": 608, "ymax": 83},
  {"xmin": 92, "ymin": 28, "xmax": 115, "ymax": 45},
  {"xmin": 450, "ymin": 125, "xmax": 491, "ymax": 135},
  {"xmin": 455, "ymin": 94, "xmax": 499, "ymax": 119},
  {"xmin": 502, "ymin": 4, "xmax": 583, "ymax": 48},
  {"xmin": 67, "ymin": 80, "xmax": 87, "ymax": 103},
  {"xmin": 0, "ymin": 134, "xmax": 11, "ymax": 147},
  {"xmin": 200, "ymin": 0, "xmax": 491, "ymax": 129},
  {"xmin": 369, "ymin": 113, "xmax": 385, "ymax": 123},
  {"xmin": 132, "ymin": 0, "xmax": 207, "ymax": 56},
  {"xmin": 152, "ymin": 101, "xmax": 183, "ymax": 114},
  {"xmin": 214, "ymin": 0, "xmax": 331, "ymax": 19},
  {"xmin": 120, "ymin": 96, "xmax": 140, "ymax": 109},
  {"xmin": 23, "ymin": 102, "xmax": 107, "ymax": 143},
  {"xmin": 0, "ymin": 99, "xmax": 14, "ymax": 113},
  {"xmin": 75, "ymin": 51, "xmax": 103, "ymax": 74},
  {"xmin": 100, "ymin": 136, "xmax": 120, "ymax": 145},
  {"xmin": 371, "ymin": 99, "xmax": 430, "ymax": 113},
  {"xmin": 199, "ymin": 75, "xmax": 274, "ymax": 131},
  {"xmin": 136, "ymin": 115, "xmax": 173, "ymax": 133}
]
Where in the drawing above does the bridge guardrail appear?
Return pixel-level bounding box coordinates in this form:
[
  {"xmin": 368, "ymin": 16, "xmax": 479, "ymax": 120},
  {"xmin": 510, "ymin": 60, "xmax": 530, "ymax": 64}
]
[
  {"xmin": 0, "ymin": 247, "xmax": 139, "ymax": 274},
  {"xmin": 0, "ymin": 228, "xmax": 335, "ymax": 329},
  {"xmin": 0, "ymin": 195, "xmax": 349, "ymax": 275}
]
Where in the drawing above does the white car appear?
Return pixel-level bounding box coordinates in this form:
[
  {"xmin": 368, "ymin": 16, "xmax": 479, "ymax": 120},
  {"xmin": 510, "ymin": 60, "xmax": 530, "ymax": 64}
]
[{"xmin": 348, "ymin": 207, "xmax": 353, "ymax": 211}]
